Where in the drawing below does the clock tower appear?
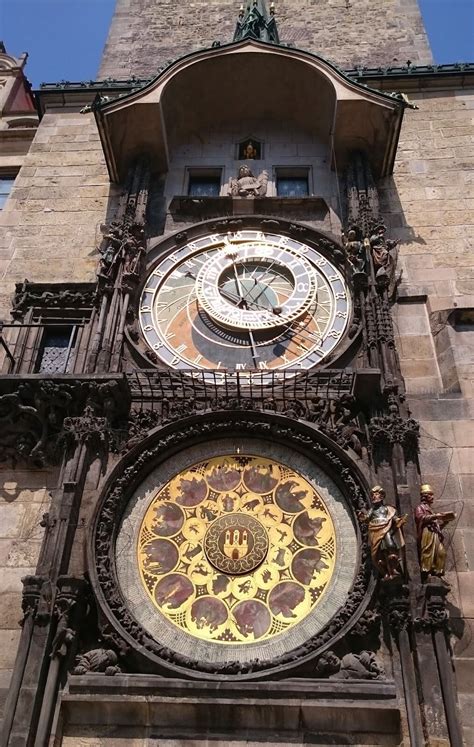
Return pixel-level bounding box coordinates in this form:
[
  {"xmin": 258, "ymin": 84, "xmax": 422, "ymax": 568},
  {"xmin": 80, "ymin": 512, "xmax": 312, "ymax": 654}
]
[{"xmin": 1, "ymin": 2, "xmax": 472, "ymax": 747}]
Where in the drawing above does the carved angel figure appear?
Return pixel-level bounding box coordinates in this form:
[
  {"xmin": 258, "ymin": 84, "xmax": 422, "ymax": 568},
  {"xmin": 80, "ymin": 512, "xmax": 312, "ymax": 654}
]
[{"xmin": 229, "ymin": 165, "xmax": 268, "ymax": 198}]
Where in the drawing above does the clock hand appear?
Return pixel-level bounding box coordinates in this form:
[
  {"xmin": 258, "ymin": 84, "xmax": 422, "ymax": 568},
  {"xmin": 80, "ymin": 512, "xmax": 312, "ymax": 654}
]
[
  {"xmin": 241, "ymin": 260, "xmax": 278, "ymax": 303},
  {"xmin": 248, "ymin": 329, "xmax": 260, "ymax": 367},
  {"xmin": 218, "ymin": 286, "xmax": 323, "ymax": 349},
  {"xmin": 232, "ymin": 260, "xmax": 248, "ymax": 308}
]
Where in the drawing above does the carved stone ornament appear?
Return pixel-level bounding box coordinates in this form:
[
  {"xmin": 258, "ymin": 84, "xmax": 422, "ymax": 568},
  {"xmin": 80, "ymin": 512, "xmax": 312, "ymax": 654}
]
[
  {"xmin": 50, "ymin": 576, "xmax": 89, "ymax": 659},
  {"xmin": 380, "ymin": 589, "xmax": 412, "ymax": 636},
  {"xmin": 91, "ymin": 411, "xmax": 374, "ymax": 678},
  {"xmin": 11, "ymin": 281, "xmax": 96, "ymax": 320},
  {"xmin": 414, "ymin": 579, "xmax": 450, "ymax": 633},
  {"xmin": 0, "ymin": 378, "xmax": 129, "ymax": 466},
  {"xmin": 314, "ymin": 649, "xmax": 385, "ymax": 680},
  {"xmin": 72, "ymin": 648, "xmax": 121, "ymax": 676},
  {"xmin": 63, "ymin": 405, "xmax": 109, "ymax": 450},
  {"xmin": 20, "ymin": 575, "xmax": 48, "ymax": 626},
  {"xmin": 121, "ymin": 382, "xmax": 365, "ymax": 459}
]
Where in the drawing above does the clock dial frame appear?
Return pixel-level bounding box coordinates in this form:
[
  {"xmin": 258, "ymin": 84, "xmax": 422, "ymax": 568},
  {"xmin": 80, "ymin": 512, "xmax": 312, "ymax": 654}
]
[
  {"xmin": 138, "ymin": 229, "xmax": 351, "ymax": 375},
  {"xmin": 113, "ymin": 434, "xmax": 359, "ymax": 667}
]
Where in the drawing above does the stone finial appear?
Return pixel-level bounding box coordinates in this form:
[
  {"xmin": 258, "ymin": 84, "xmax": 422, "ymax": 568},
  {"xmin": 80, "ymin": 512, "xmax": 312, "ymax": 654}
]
[{"xmin": 234, "ymin": 1, "xmax": 279, "ymax": 43}]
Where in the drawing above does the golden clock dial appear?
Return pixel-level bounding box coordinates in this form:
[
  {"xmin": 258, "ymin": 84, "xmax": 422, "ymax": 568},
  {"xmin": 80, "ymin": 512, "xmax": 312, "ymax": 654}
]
[
  {"xmin": 139, "ymin": 230, "xmax": 350, "ymax": 374},
  {"xmin": 137, "ymin": 455, "xmax": 336, "ymax": 645}
]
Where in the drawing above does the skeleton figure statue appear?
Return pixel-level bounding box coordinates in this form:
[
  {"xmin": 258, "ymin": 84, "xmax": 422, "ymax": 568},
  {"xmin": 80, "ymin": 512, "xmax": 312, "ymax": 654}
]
[
  {"xmin": 358, "ymin": 485, "xmax": 407, "ymax": 581},
  {"xmin": 229, "ymin": 165, "xmax": 268, "ymax": 197}
]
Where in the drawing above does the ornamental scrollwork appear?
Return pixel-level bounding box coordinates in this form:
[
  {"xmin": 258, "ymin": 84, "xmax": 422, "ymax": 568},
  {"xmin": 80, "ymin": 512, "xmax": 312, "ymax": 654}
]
[
  {"xmin": 121, "ymin": 391, "xmax": 366, "ymax": 458},
  {"xmin": 0, "ymin": 378, "xmax": 129, "ymax": 466},
  {"xmin": 11, "ymin": 281, "xmax": 96, "ymax": 320}
]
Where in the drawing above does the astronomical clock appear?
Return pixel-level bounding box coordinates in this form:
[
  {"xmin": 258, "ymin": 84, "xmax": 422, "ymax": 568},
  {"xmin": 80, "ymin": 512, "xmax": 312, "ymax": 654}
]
[
  {"xmin": 138, "ymin": 227, "xmax": 351, "ymax": 374},
  {"xmin": 93, "ymin": 217, "xmax": 367, "ymax": 677}
]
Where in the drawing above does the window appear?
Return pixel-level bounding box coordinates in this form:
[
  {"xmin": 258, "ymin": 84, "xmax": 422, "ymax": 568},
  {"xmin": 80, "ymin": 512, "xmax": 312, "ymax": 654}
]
[
  {"xmin": 187, "ymin": 169, "xmax": 222, "ymax": 197},
  {"xmin": 0, "ymin": 177, "xmax": 15, "ymax": 210},
  {"xmin": 275, "ymin": 168, "xmax": 310, "ymax": 197},
  {"xmin": 34, "ymin": 326, "xmax": 76, "ymax": 373}
]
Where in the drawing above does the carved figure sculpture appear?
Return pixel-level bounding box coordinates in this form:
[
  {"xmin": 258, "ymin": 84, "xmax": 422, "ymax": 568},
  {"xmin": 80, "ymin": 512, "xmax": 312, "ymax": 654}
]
[
  {"xmin": 414, "ymin": 484, "xmax": 455, "ymax": 578},
  {"xmin": 343, "ymin": 228, "xmax": 366, "ymax": 273},
  {"xmin": 241, "ymin": 7, "xmax": 261, "ymax": 38},
  {"xmin": 358, "ymin": 485, "xmax": 407, "ymax": 581},
  {"xmin": 229, "ymin": 165, "xmax": 268, "ymax": 197},
  {"xmin": 315, "ymin": 650, "xmax": 384, "ymax": 680},
  {"xmin": 369, "ymin": 224, "xmax": 399, "ymax": 277},
  {"xmin": 98, "ymin": 224, "xmax": 122, "ymax": 278},
  {"xmin": 72, "ymin": 648, "xmax": 121, "ymax": 676}
]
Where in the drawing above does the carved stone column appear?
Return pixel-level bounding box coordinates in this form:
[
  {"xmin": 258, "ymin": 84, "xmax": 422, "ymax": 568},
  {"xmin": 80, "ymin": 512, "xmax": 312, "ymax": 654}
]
[
  {"xmin": 415, "ymin": 581, "xmax": 464, "ymax": 747},
  {"xmin": 34, "ymin": 577, "xmax": 89, "ymax": 747},
  {"xmin": 0, "ymin": 576, "xmax": 47, "ymax": 747},
  {"xmin": 383, "ymin": 590, "xmax": 425, "ymax": 747},
  {"xmin": 1, "ymin": 406, "xmax": 112, "ymax": 747},
  {"xmin": 87, "ymin": 157, "xmax": 150, "ymax": 374}
]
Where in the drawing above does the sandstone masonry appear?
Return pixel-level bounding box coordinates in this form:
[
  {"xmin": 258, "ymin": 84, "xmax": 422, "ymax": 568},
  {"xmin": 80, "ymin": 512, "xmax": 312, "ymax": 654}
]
[{"xmin": 99, "ymin": 0, "xmax": 432, "ymax": 79}]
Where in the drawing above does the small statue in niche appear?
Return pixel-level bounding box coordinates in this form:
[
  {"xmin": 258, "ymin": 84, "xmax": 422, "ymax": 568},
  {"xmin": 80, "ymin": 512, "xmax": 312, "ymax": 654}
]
[
  {"xmin": 243, "ymin": 141, "xmax": 258, "ymax": 159},
  {"xmin": 229, "ymin": 165, "xmax": 268, "ymax": 198},
  {"xmin": 358, "ymin": 485, "xmax": 407, "ymax": 582},
  {"xmin": 369, "ymin": 224, "xmax": 399, "ymax": 277},
  {"xmin": 343, "ymin": 228, "xmax": 367, "ymax": 273},
  {"xmin": 414, "ymin": 484, "xmax": 455, "ymax": 579},
  {"xmin": 239, "ymin": 139, "xmax": 260, "ymax": 160}
]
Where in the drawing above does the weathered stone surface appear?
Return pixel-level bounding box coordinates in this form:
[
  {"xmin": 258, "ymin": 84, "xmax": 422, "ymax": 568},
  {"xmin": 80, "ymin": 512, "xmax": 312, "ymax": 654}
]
[
  {"xmin": 99, "ymin": 0, "xmax": 432, "ymax": 79},
  {"xmin": 0, "ymin": 112, "xmax": 115, "ymax": 319}
]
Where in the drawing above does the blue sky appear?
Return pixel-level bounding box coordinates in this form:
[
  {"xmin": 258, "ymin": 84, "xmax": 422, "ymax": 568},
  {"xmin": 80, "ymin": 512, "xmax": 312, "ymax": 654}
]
[{"xmin": 1, "ymin": 0, "xmax": 473, "ymax": 88}]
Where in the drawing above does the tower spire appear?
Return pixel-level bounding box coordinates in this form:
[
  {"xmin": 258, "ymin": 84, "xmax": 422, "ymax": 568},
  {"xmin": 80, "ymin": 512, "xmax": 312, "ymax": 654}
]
[{"xmin": 234, "ymin": 1, "xmax": 279, "ymax": 44}]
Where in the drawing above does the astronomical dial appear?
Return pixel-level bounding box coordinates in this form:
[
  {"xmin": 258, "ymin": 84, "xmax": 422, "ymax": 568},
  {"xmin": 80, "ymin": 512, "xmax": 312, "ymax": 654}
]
[{"xmin": 139, "ymin": 230, "xmax": 350, "ymax": 374}]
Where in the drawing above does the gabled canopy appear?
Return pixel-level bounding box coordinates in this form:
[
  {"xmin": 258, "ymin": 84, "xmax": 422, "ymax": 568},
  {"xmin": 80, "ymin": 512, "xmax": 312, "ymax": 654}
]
[{"xmin": 95, "ymin": 39, "xmax": 406, "ymax": 183}]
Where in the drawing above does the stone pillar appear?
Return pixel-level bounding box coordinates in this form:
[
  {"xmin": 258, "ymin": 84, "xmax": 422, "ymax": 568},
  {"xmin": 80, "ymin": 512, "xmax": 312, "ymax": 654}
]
[{"xmin": 0, "ymin": 409, "xmax": 109, "ymax": 746}]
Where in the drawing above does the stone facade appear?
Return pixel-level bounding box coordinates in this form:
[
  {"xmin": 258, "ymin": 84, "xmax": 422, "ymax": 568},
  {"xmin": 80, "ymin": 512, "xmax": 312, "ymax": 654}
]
[
  {"xmin": 390, "ymin": 88, "xmax": 474, "ymax": 744},
  {"xmin": 0, "ymin": 2, "xmax": 472, "ymax": 746},
  {"xmin": 0, "ymin": 113, "xmax": 116, "ymax": 320},
  {"xmin": 99, "ymin": 0, "xmax": 432, "ymax": 79}
]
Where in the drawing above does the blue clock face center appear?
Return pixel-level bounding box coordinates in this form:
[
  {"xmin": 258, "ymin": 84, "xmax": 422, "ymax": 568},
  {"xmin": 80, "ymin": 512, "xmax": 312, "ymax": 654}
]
[{"xmin": 221, "ymin": 278, "xmax": 279, "ymax": 312}]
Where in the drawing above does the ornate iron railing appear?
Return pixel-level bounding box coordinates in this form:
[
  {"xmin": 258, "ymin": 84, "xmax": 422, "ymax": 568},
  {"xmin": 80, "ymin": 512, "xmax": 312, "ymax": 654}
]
[{"xmin": 126, "ymin": 368, "xmax": 355, "ymax": 413}]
